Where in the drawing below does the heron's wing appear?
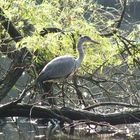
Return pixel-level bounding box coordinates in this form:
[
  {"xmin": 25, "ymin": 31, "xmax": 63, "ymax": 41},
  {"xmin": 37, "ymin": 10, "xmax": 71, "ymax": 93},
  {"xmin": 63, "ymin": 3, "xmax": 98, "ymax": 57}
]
[{"xmin": 38, "ymin": 56, "xmax": 76, "ymax": 82}]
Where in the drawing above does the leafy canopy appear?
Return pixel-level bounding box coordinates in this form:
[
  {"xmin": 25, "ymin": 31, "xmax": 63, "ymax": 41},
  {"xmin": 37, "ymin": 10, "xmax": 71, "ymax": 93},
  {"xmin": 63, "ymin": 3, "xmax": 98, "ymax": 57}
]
[{"xmin": 1, "ymin": 0, "xmax": 121, "ymax": 74}]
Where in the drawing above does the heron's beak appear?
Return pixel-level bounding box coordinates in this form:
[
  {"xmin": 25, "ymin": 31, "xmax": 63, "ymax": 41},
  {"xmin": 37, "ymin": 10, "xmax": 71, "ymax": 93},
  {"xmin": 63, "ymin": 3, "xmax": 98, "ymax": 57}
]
[{"xmin": 90, "ymin": 39, "xmax": 100, "ymax": 44}]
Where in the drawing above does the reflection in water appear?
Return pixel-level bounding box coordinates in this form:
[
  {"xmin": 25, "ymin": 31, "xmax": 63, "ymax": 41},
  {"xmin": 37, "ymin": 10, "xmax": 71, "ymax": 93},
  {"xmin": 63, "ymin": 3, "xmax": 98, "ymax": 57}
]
[{"xmin": 0, "ymin": 118, "xmax": 140, "ymax": 140}]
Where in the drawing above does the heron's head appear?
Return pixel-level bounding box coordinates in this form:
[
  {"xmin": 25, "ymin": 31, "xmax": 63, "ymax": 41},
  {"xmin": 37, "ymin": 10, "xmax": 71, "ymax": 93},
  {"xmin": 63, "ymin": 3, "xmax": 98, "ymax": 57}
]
[{"xmin": 79, "ymin": 36, "xmax": 99, "ymax": 44}]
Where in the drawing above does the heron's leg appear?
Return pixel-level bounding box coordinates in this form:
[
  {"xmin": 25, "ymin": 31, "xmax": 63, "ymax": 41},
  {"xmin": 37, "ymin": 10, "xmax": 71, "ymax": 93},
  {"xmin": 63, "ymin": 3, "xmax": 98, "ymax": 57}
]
[
  {"xmin": 41, "ymin": 82, "xmax": 56, "ymax": 106},
  {"xmin": 61, "ymin": 82, "xmax": 65, "ymax": 107},
  {"xmin": 39, "ymin": 83, "xmax": 44, "ymax": 94},
  {"xmin": 46, "ymin": 86, "xmax": 56, "ymax": 106},
  {"xmin": 34, "ymin": 82, "xmax": 46, "ymax": 105}
]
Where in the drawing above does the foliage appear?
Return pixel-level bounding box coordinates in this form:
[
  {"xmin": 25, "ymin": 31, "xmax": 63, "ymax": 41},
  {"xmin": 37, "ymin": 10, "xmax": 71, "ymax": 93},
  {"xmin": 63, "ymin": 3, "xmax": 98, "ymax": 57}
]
[{"xmin": 0, "ymin": 0, "xmax": 121, "ymax": 74}]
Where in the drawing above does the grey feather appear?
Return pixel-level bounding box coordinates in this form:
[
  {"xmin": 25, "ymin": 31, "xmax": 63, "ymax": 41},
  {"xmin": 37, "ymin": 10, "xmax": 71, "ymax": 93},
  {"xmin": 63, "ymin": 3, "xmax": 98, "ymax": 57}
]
[{"xmin": 37, "ymin": 55, "xmax": 76, "ymax": 83}]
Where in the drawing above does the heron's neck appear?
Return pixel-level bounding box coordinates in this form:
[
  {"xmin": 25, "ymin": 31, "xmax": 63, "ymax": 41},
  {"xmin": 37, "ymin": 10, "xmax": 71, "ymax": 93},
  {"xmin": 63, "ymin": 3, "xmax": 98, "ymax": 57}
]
[{"xmin": 76, "ymin": 41, "xmax": 85, "ymax": 68}]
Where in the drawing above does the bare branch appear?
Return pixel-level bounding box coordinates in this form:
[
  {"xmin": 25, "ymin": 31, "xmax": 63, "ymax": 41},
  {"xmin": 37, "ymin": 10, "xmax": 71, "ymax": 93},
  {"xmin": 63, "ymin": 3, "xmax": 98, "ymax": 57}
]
[{"xmin": 84, "ymin": 102, "xmax": 139, "ymax": 110}]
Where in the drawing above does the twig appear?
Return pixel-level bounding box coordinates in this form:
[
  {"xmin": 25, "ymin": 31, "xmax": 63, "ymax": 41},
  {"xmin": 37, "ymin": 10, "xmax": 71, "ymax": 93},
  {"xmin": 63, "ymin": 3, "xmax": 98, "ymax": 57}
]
[
  {"xmin": 100, "ymin": 0, "xmax": 127, "ymax": 37},
  {"xmin": 116, "ymin": 0, "xmax": 127, "ymax": 28},
  {"xmin": 84, "ymin": 102, "xmax": 139, "ymax": 110}
]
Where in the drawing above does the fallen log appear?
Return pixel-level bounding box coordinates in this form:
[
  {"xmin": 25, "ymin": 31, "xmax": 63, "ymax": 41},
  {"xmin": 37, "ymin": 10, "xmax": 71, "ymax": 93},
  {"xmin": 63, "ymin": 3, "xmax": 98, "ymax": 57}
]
[{"xmin": 0, "ymin": 103, "xmax": 140, "ymax": 125}]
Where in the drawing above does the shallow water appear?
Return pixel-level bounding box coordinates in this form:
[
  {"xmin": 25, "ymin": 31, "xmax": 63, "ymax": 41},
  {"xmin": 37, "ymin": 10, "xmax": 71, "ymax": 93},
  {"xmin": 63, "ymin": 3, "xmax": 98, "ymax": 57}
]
[{"xmin": 0, "ymin": 118, "xmax": 140, "ymax": 140}]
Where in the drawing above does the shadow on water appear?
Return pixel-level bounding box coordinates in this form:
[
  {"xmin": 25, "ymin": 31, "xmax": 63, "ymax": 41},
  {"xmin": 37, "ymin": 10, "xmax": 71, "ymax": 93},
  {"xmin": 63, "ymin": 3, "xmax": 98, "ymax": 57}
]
[{"xmin": 0, "ymin": 118, "xmax": 140, "ymax": 140}]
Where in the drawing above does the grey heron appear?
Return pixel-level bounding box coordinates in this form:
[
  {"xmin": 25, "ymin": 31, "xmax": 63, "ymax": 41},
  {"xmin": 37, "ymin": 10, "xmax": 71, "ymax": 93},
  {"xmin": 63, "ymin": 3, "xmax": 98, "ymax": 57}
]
[{"xmin": 37, "ymin": 36, "xmax": 99, "ymax": 85}]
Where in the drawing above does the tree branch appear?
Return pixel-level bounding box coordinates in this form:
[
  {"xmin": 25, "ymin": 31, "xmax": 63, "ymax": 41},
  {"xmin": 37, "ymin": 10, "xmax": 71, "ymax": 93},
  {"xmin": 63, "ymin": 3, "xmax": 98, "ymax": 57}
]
[
  {"xmin": 100, "ymin": 0, "xmax": 127, "ymax": 37},
  {"xmin": 0, "ymin": 47, "xmax": 32, "ymax": 101},
  {"xmin": 84, "ymin": 102, "xmax": 139, "ymax": 110},
  {"xmin": 0, "ymin": 7, "xmax": 23, "ymax": 42},
  {"xmin": 0, "ymin": 8, "xmax": 32, "ymax": 102}
]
